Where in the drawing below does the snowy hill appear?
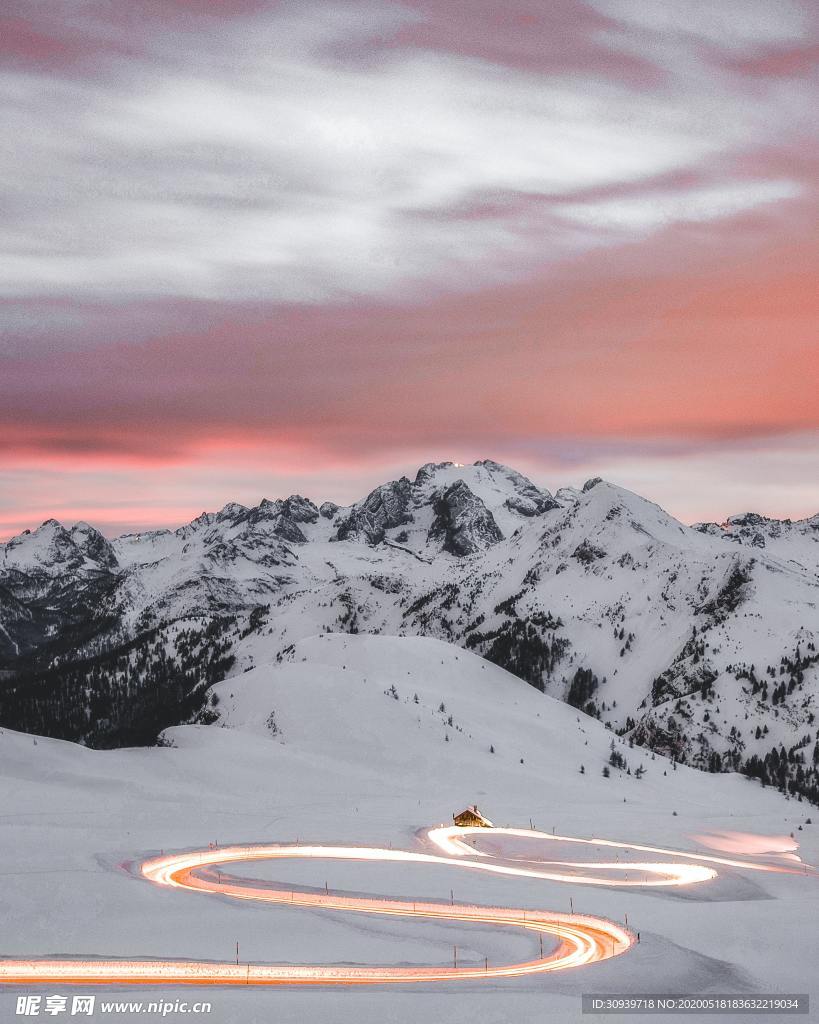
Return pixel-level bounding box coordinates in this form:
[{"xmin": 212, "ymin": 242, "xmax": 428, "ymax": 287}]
[
  {"xmin": 209, "ymin": 633, "xmax": 604, "ymax": 783},
  {"xmin": 1, "ymin": 460, "xmax": 817, "ymax": 806},
  {"xmin": 1, "ymin": 633, "xmax": 816, "ymax": 1023}
]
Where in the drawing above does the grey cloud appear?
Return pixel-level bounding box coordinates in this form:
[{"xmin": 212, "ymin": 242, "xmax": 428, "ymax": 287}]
[{"xmin": 0, "ymin": 1, "xmax": 813, "ymax": 307}]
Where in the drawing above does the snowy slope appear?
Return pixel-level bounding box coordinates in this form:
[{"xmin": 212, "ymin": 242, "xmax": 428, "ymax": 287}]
[{"xmin": 0, "ymin": 634, "xmax": 816, "ymax": 1023}]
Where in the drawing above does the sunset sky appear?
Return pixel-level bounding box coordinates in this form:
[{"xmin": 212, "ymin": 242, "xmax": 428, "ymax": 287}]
[{"xmin": 1, "ymin": 0, "xmax": 817, "ymax": 539}]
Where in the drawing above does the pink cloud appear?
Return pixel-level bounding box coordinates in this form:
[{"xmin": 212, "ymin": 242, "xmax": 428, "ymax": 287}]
[
  {"xmin": 0, "ymin": 0, "xmax": 816, "ymax": 535},
  {"xmin": 2, "ymin": 197, "xmax": 816, "ymax": 465}
]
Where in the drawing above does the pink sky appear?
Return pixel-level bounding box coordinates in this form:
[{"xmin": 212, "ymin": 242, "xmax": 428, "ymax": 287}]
[{"xmin": 1, "ymin": 0, "xmax": 817, "ymax": 538}]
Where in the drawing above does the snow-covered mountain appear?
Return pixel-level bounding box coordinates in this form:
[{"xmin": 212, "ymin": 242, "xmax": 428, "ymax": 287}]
[
  {"xmin": 1, "ymin": 459, "xmax": 817, "ymax": 803},
  {"xmin": 3, "ymin": 634, "xmax": 815, "ymax": 1022}
]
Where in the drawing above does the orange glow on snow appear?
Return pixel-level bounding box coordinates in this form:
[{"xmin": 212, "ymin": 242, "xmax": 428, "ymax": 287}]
[
  {"xmin": 690, "ymin": 831, "xmax": 800, "ymax": 856},
  {"xmin": 2, "ymin": 824, "xmax": 815, "ymax": 988}
]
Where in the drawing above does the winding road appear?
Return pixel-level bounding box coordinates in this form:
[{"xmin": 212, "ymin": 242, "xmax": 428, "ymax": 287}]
[{"xmin": 0, "ymin": 824, "xmax": 809, "ymax": 987}]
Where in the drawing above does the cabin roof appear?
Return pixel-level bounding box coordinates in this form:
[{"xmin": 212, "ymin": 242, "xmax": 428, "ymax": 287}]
[{"xmin": 453, "ymin": 805, "xmax": 493, "ymax": 827}]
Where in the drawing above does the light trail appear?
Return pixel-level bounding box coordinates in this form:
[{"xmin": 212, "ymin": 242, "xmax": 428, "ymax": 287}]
[
  {"xmin": 0, "ymin": 838, "xmax": 632, "ymax": 986},
  {"xmin": 5, "ymin": 821, "xmax": 807, "ymax": 988},
  {"xmin": 427, "ymin": 826, "xmax": 818, "ymax": 878}
]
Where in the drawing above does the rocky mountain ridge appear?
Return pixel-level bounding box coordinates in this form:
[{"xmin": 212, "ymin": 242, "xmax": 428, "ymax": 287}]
[{"xmin": 1, "ymin": 459, "xmax": 817, "ymax": 804}]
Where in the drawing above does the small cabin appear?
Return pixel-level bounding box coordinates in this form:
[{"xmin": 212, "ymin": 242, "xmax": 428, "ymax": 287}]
[{"xmin": 453, "ymin": 805, "xmax": 493, "ymax": 828}]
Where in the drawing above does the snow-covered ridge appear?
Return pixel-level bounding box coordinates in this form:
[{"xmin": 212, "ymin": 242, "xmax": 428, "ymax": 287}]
[{"xmin": 1, "ymin": 459, "xmax": 817, "ymax": 806}]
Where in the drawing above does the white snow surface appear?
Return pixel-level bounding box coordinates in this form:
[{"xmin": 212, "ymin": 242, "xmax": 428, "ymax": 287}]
[{"xmin": 1, "ymin": 634, "xmax": 817, "ymax": 1023}]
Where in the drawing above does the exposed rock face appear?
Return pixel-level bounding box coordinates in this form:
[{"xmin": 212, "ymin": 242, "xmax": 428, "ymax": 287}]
[
  {"xmin": 246, "ymin": 495, "xmax": 320, "ymax": 544},
  {"xmin": 725, "ymin": 513, "xmax": 780, "ymax": 549},
  {"xmin": 693, "ymin": 522, "xmax": 725, "ymax": 538},
  {"xmin": 334, "ymin": 478, "xmax": 414, "ymax": 545},
  {"xmin": 693, "ymin": 510, "xmax": 819, "ymax": 557},
  {"xmin": 182, "ymin": 511, "xmax": 218, "ymax": 534},
  {"xmin": 554, "ymin": 486, "xmax": 582, "ymax": 506},
  {"xmin": 504, "ymin": 491, "xmax": 559, "ymax": 517},
  {"xmin": 414, "ymin": 461, "xmax": 455, "ymax": 485},
  {"xmin": 0, "ymin": 519, "xmax": 122, "ymax": 662},
  {"xmin": 69, "ymin": 522, "xmax": 119, "ymax": 570},
  {"xmin": 467, "ymin": 460, "xmax": 559, "ymax": 517},
  {"xmin": 571, "ymin": 539, "xmax": 606, "ymax": 564},
  {"xmin": 428, "ymin": 480, "xmax": 504, "ymax": 556},
  {"xmin": 279, "ymin": 496, "xmax": 320, "ymax": 524},
  {"xmin": 319, "ymin": 501, "xmax": 339, "ymax": 519},
  {"xmin": 216, "ymin": 503, "xmax": 249, "ymax": 523},
  {"xmin": 259, "ymin": 517, "xmax": 307, "ymax": 545}
]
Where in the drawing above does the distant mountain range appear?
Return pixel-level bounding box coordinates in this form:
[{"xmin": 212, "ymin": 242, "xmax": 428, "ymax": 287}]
[{"xmin": 1, "ymin": 459, "xmax": 817, "ymax": 803}]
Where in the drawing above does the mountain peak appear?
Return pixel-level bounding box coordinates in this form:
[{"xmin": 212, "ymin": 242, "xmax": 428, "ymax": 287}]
[
  {"xmin": 2, "ymin": 517, "xmax": 82, "ymax": 575},
  {"xmin": 68, "ymin": 521, "xmax": 119, "ymax": 569},
  {"xmin": 582, "ymin": 476, "xmax": 604, "ymax": 492},
  {"xmin": 414, "ymin": 461, "xmax": 455, "ymax": 484},
  {"xmin": 2, "ymin": 457, "xmax": 818, "ymax": 809},
  {"xmin": 216, "ymin": 502, "xmax": 249, "ymax": 521},
  {"xmin": 428, "ymin": 479, "xmax": 504, "ymax": 556},
  {"xmin": 334, "ymin": 477, "xmax": 414, "ymax": 545},
  {"xmin": 39, "ymin": 517, "xmax": 66, "ymax": 532}
]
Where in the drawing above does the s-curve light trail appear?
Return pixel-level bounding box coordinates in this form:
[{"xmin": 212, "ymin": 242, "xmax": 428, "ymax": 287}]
[{"xmin": 3, "ymin": 823, "xmax": 803, "ymax": 989}]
